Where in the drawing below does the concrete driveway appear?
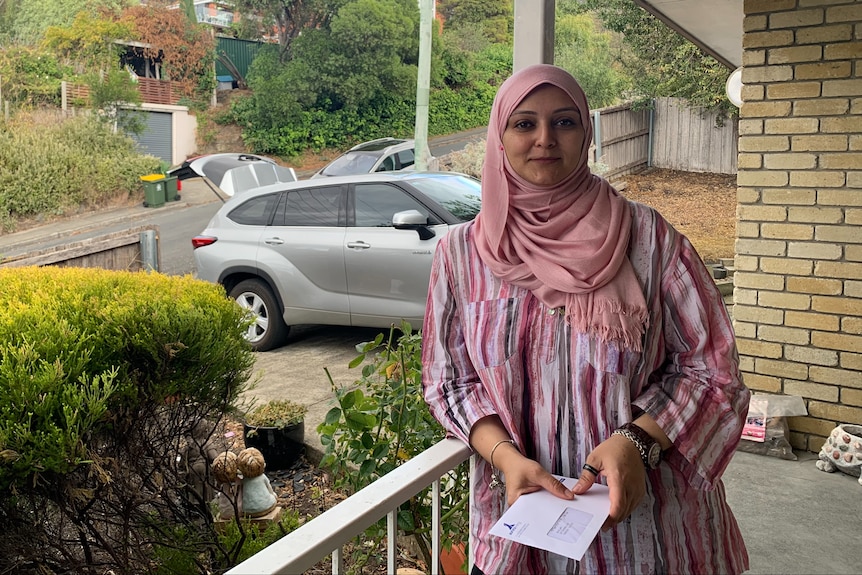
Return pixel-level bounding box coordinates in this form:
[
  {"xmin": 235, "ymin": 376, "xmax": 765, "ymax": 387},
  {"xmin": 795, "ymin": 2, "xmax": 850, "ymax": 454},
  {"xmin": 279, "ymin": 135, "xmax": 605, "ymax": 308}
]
[{"xmin": 243, "ymin": 324, "xmax": 391, "ymax": 461}]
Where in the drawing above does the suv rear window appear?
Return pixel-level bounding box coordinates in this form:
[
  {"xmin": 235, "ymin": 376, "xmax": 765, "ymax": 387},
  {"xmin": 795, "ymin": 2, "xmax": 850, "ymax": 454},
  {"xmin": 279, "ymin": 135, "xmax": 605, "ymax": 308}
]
[{"xmin": 228, "ymin": 192, "xmax": 280, "ymax": 225}]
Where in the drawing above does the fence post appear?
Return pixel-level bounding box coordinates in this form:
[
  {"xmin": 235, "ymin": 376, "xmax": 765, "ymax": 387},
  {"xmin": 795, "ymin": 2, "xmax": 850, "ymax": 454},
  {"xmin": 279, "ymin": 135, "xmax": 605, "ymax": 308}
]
[
  {"xmin": 592, "ymin": 109, "xmax": 602, "ymax": 162},
  {"xmin": 648, "ymin": 104, "xmax": 655, "ymax": 168},
  {"xmin": 61, "ymin": 81, "xmax": 67, "ymax": 112},
  {"xmin": 139, "ymin": 230, "xmax": 160, "ymax": 272}
]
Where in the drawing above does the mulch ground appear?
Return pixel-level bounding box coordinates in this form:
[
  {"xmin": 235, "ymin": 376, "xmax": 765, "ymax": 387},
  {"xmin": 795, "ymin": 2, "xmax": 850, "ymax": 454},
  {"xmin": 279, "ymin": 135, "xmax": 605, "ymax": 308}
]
[
  {"xmin": 616, "ymin": 168, "xmax": 737, "ymax": 263},
  {"xmin": 221, "ymin": 419, "xmax": 423, "ymax": 574}
]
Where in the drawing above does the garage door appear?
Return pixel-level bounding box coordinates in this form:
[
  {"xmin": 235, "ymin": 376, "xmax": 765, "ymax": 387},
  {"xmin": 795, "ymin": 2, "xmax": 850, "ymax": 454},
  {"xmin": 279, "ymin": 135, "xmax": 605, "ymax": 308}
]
[{"xmin": 134, "ymin": 110, "xmax": 173, "ymax": 163}]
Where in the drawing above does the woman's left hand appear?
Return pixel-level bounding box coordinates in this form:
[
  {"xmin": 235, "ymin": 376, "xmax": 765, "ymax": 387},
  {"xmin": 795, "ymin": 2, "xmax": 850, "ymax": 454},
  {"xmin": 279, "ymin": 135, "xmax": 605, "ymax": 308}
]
[{"xmin": 571, "ymin": 434, "xmax": 647, "ymax": 531}]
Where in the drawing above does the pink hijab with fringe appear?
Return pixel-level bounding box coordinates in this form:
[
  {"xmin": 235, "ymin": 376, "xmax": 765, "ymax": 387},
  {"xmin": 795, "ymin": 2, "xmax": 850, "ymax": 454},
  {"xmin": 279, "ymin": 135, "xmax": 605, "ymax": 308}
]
[{"xmin": 472, "ymin": 64, "xmax": 648, "ymax": 350}]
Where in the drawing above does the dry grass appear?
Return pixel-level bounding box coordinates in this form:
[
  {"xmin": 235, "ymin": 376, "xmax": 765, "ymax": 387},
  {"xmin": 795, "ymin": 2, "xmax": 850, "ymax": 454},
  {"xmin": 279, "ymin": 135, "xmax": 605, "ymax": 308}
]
[{"xmin": 615, "ymin": 168, "xmax": 737, "ymax": 264}]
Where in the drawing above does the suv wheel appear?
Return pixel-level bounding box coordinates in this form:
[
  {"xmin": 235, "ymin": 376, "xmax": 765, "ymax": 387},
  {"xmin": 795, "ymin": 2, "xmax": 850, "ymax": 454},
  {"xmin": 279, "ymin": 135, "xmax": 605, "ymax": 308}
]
[{"xmin": 229, "ymin": 279, "xmax": 289, "ymax": 351}]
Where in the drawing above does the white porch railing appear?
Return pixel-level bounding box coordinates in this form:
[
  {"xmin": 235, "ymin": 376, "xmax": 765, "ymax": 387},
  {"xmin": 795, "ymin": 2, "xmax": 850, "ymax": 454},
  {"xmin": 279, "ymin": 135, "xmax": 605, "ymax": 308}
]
[{"xmin": 226, "ymin": 438, "xmax": 473, "ymax": 575}]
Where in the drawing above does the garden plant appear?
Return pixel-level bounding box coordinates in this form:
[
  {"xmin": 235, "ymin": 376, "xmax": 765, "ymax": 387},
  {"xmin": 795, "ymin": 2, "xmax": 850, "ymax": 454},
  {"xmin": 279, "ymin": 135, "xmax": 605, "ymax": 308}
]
[{"xmin": 0, "ymin": 266, "xmax": 296, "ymax": 574}]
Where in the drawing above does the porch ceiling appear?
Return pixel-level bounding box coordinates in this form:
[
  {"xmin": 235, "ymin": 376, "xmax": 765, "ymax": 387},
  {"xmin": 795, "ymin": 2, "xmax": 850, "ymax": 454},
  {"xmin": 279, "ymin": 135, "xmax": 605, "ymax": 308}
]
[{"xmin": 634, "ymin": 0, "xmax": 743, "ymax": 70}]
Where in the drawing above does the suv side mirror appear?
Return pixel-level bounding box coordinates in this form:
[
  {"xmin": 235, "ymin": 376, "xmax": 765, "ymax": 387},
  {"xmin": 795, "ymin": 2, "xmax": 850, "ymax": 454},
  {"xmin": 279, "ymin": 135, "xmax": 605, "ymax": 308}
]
[{"xmin": 393, "ymin": 210, "xmax": 435, "ymax": 240}]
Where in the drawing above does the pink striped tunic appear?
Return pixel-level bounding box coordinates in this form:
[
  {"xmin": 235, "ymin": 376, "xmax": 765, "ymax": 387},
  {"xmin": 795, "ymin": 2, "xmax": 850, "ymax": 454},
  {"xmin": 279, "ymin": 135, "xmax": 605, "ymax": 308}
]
[{"xmin": 422, "ymin": 201, "xmax": 750, "ymax": 574}]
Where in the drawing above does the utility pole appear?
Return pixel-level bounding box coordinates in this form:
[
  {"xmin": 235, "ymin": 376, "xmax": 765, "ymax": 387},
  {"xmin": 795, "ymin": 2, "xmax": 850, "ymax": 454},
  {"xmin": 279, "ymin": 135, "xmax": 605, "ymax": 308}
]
[{"xmin": 414, "ymin": 0, "xmax": 434, "ymax": 171}]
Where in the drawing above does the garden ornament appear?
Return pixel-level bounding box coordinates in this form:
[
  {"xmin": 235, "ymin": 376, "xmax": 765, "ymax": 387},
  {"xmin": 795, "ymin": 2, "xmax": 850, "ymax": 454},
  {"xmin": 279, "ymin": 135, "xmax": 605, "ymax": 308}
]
[
  {"xmin": 815, "ymin": 424, "xmax": 862, "ymax": 485},
  {"xmin": 211, "ymin": 451, "xmax": 242, "ymax": 520},
  {"xmin": 236, "ymin": 447, "xmax": 278, "ymax": 517}
]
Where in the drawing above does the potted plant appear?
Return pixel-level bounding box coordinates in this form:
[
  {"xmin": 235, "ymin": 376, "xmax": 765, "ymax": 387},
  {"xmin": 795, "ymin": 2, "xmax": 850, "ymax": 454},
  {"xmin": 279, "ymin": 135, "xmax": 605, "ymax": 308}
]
[{"xmin": 242, "ymin": 399, "xmax": 308, "ymax": 470}]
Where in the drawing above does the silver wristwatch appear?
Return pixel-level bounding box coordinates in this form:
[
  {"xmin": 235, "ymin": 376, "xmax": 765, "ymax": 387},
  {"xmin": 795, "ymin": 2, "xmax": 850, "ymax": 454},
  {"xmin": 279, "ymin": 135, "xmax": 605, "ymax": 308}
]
[{"xmin": 613, "ymin": 422, "xmax": 662, "ymax": 469}]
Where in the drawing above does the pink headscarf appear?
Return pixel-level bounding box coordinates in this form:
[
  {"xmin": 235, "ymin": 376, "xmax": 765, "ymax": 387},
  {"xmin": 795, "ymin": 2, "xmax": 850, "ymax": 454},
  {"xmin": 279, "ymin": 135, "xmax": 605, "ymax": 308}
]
[{"xmin": 473, "ymin": 64, "xmax": 648, "ymax": 350}]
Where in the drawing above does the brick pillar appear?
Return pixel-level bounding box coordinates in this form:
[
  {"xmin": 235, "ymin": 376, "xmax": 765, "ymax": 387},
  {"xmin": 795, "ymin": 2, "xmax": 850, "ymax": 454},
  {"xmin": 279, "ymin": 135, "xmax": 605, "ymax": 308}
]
[{"xmin": 735, "ymin": 0, "xmax": 862, "ymax": 451}]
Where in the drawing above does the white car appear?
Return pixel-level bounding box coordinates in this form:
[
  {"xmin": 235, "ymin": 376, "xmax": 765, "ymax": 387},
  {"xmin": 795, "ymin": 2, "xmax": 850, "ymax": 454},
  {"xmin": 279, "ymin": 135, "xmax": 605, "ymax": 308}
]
[
  {"xmin": 311, "ymin": 138, "xmax": 434, "ymax": 178},
  {"xmin": 192, "ymin": 171, "xmax": 481, "ymax": 351}
]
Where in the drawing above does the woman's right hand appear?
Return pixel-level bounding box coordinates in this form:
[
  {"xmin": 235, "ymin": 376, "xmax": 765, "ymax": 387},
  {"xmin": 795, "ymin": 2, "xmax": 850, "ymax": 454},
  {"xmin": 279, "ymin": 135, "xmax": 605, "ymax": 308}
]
[{"xmin": 495, "ymin": 446, "xmax": 574, "ymax": 506}]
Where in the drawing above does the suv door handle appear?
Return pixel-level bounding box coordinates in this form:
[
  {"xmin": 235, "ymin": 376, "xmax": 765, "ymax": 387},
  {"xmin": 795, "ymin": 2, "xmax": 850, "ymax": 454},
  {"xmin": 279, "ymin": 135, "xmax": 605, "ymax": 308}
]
[
  {"xmin": 347, "ymin": 241, "xmax": 371, "ymax": 250},
  {"xmin": 264, "ymin": 237, "xmax": 285, "ymax": 245}
]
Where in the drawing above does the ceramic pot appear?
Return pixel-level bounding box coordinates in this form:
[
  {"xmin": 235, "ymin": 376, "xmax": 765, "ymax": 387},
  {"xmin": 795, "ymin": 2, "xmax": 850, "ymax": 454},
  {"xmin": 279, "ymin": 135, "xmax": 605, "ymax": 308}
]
[{"xmin": 243, "ymin": 420, "xmax": 305, "ymax": 471}]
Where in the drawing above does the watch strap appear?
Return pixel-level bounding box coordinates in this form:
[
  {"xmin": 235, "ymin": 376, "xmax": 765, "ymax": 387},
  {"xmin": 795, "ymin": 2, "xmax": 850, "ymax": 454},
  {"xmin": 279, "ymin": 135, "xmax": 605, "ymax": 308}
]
[{"xmin": 613, "ymin": 422, "xmax": 661, "ymax": 469}]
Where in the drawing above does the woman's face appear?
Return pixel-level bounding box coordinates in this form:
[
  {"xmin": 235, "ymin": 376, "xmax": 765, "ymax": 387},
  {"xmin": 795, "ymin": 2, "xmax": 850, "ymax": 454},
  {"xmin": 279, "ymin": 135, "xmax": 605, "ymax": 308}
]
[{"xmin": 501, "ymin": 84, "xmax": 585, "ymax": 186}]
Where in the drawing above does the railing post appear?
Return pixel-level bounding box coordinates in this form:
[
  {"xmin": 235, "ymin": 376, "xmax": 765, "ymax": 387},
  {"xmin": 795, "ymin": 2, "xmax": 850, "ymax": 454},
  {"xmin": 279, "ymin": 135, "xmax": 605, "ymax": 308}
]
[
  {"xmin": 432, "ymin": 479, "xmax": 441, "ymax": 575},
  {"xmin": 387, "ymin": 510, "xmax": 397, "ymax": 573}
]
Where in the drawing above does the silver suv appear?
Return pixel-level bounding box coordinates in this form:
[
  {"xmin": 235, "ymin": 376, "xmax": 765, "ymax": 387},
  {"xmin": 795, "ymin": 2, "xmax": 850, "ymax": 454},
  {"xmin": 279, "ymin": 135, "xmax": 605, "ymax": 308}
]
[
  {"xmin": 192, "ymin": 171, "xmax": 481, "ymax": 351},
  {"xmin": 311, "ymin": 138, "xmax": 433, "ymax": 178}
]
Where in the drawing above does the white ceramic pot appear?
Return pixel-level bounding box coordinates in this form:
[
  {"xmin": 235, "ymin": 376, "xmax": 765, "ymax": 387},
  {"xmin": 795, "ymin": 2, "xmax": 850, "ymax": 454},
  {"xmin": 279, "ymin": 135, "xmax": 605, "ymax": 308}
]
[{"xmin": 815, "ymin": 424, "xmax": 862, "ymax": 485}]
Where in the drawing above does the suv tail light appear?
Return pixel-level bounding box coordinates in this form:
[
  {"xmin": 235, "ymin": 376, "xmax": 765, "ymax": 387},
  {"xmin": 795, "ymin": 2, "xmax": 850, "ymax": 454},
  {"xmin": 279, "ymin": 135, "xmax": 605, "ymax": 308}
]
[{"xmin": 191, "ymin": 236, "xmax": 217, "ymax": 249}]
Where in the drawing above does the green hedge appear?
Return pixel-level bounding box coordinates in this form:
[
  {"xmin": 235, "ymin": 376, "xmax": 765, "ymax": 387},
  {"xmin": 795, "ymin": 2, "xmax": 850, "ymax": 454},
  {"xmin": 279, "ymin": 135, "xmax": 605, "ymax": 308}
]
[
  {"xmin": 0, "ymin": 115, "xmax": 162, "ymax": 232},
  {"xmin": 0, "ymin": 266, "xmax": 254, "ymax": 490},
  {"xmin": 0, "ymin": 266, "xmax": 257, "ymax": 573}
]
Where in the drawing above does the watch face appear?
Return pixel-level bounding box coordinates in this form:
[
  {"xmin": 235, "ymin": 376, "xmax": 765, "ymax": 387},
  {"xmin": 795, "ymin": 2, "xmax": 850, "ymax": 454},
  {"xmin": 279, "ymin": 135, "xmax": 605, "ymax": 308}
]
[{"xmin": 647, "ymin": 443, "xmax": 662, "ymax": 468}]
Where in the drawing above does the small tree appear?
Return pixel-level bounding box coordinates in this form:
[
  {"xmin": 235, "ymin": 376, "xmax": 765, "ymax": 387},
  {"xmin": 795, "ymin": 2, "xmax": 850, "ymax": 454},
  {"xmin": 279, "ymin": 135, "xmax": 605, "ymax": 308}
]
[
  {"xmin": 88, "ymin": 67, "xmax": 145, "ymax": 135},
  {"xmin": 119, "ymin": 3, "xmax": 216, "ymax": 102},
  {"xmin": 569, "ymin": 0, "xmax": 734, "ymax": 116},
  {"xmin": 0, "ymin": 45, "xmax": 69, "ymax": 107},
  {"xmin": 231, "ymin": 0, "xmax": 348, "ymax": 62},
  {"xmin": 555, "ymin": 12, "xmax": 630, "ymax": 109},
  {"xmin": 43, "ymin": 11, "xmax": 143, "ymax": 133}
]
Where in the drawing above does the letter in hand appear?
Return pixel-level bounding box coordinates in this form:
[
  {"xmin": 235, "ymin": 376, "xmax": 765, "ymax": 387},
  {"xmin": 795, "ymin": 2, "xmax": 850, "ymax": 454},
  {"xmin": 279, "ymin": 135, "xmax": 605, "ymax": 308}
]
[
  {"xmin": 502, "ymin": 457, "xmax": 575, "ymax": 507},
  {"xmin": 572, "ymin": 436, "xmax": 647, "ymax": 531}
]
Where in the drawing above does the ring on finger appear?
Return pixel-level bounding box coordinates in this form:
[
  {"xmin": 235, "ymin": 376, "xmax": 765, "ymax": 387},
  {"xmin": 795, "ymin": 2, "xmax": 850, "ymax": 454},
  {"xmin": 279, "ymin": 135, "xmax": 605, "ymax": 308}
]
[{"xmin": 582, "ymin": 463, "xmax": 600, "ymax": 476}]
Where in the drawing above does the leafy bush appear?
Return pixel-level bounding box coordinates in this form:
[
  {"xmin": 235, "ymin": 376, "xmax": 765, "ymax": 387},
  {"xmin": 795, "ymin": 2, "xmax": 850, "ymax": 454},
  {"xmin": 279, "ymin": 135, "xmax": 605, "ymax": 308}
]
[
  {"xmin": 244, "ymin": 399, "xmax": 307, "ymax": 428},
  {"xmin": 318, "ymin": 322, "xmax": 469, "ymax": 572},
  {"xmin": 0, "ymin": 113, "xmax": 161, "ymax": 231},
  {"xmin": 0, "ymin": 266, "xmax": 259, "ymax": 573},
  {"xmin": 444, "ymin": 138, "xmax": 487, "ymax": 179},
  {"xmin": 0, "ymin": 46, "xmax": 69, "ymax": 107}
]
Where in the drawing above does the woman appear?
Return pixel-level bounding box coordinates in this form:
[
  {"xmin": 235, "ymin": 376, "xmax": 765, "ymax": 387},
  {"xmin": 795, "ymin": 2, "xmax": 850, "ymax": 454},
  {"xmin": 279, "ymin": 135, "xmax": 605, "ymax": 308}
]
[{"xmin": 422, "ymin": 64, "xmax": 750, "ymax": 574}]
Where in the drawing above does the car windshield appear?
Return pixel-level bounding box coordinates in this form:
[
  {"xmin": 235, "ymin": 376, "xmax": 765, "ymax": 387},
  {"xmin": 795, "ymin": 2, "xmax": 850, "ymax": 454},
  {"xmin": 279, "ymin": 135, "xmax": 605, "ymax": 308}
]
[
  {"xmin": 321, "ymin": 152, "xmax": 380, "ymax": 176},
  {"xmin": 409, "ymin": 175, "xmax": 482, "ymax": 222}
]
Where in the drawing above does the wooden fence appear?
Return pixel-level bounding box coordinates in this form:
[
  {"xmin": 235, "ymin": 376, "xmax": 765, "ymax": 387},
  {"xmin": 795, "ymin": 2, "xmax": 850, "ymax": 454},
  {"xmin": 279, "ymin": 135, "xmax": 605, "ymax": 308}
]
[
  {"xmin": 62, "ymin": 77, "xmax": 183, "ymax": 109},
  {"xmin": 651, "ymin": 97, "xmax": 738, "ymax": 174},
  {"xmin": 590, "ymin": 102, "xmax": 651, "ymax": 180},
  {"xmin": 592, "ymin": 97, "xmax": 738, "ymax": 177}
]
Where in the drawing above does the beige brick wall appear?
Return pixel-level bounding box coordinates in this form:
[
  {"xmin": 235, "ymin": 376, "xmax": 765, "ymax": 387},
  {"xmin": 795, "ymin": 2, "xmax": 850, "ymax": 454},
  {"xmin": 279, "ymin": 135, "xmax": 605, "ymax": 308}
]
[{"xmin": 737, "ymin": 0, "xmax": 862, "ymax": 452}]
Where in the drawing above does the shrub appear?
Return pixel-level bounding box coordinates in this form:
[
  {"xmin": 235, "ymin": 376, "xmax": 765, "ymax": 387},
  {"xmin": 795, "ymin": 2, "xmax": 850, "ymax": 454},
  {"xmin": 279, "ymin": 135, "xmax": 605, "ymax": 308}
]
[
  {"xmin": 0, "ymin": 113, "xmax": 161, "ymax": 231},
  {"xmin": 0, "ymin": 266, "xmax": 258, "ymax": 573},
  {"xmin": 318, "ymin": 322, "xmax": 469, "ymax": 572},
  {"xmin": 244, "ymin": 399, "xmax": 307, "ymax": 428},
  {"xmin": 0, "ymin": 46, "xmax": 69, "ymax": 107}
]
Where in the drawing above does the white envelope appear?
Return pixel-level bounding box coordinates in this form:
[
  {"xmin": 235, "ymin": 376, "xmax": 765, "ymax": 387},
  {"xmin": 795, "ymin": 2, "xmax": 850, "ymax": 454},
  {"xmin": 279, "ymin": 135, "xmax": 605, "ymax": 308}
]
[{"xmin": 489, "ymin": 476, "xmax": 611, "ymax": 561}]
